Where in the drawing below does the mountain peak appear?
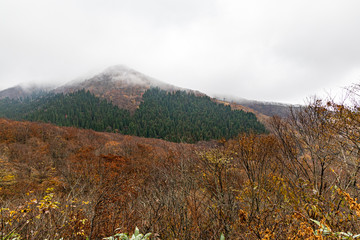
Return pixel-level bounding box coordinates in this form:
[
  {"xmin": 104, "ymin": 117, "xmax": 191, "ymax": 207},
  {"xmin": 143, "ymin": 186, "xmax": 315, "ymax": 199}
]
[
  {"xmin": 102, "ymin": 64, "xmax": 134, "ymax": 74},
  {"xmin": 55, "ymin": 65, "xmax": 182, "ymax": 112},
  {"xmin": 95, "ymin": 64, "xmax": 160, "ymax": 87}
]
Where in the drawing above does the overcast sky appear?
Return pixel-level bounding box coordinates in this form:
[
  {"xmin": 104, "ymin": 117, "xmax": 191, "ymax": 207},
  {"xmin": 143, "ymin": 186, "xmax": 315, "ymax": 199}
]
[{"xmin": 1, "ymin": 0, "xmax": 360, "ymax": 104}]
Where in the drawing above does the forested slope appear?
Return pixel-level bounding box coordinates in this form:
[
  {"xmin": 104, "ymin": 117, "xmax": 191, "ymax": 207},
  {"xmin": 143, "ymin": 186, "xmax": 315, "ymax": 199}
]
[{"xmin": 0, "ymin": 88, "xmax": 266, "ymax": 143}]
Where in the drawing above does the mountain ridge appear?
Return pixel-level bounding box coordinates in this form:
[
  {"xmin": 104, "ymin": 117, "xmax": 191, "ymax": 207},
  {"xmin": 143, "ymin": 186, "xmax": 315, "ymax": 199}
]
[
  {"xmin": 0, "ymin": 65, "xmax": 293, "ymax": 118},
  {"xmin": 53, "ymin": 65, "xmax": 205, "ymax": 112}
]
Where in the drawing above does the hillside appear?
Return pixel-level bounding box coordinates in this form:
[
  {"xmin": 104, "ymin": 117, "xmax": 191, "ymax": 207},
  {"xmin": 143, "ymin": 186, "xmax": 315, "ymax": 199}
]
[{"xmin": 0, "ymin": 88, "xmax": 266, "ymax": 143}]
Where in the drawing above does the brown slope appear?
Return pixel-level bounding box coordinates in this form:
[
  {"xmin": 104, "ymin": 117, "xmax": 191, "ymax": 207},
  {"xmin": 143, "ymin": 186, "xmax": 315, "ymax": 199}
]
[{"xmin": 0, "ymin": 118, "xmax": 198, "ymax": 192}]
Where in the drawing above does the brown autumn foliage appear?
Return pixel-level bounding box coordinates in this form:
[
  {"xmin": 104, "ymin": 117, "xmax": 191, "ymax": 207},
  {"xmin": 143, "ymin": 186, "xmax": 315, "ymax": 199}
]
[{"xmin": 2, "ymin": 85, "xmax": 360, "ymax": 239}]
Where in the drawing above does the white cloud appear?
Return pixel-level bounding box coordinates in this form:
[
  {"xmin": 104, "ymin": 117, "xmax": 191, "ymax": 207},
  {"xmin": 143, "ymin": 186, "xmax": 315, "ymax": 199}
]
[{"xmin": 0, "ymin": 0, "xmax": 360, "ymax": 103}]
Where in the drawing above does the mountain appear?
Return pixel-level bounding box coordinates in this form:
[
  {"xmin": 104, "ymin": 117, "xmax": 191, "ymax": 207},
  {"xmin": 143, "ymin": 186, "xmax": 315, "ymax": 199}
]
[
  {"xmin": 0, "ymin": 65, "xmax": 292, "ymax": 118},
  {"xmin": 213, "ymin": 95, "xmax": 300, "ymax": 118},
  {"xmin": 0, "ymin": 65, "xmax": 195, "ymax": 112},
  {"xmin": 52, "ymin": 65, "xmax": 283, "ymax": 120},
  {"xmin": 0, "ymin": 65, "xmax": 288, "ymax": 142},
  {"xmin": 54, "ymin": 65, "xmax": 202, "ymax": 112},
  {"xmin": 0, "ymin": 84, "xmax": 52, "ymax": 100},
  {"xmin": 0, "ymin": 86, "xmax": 27, "ymax": 99},
  {"xmin": 0, "ymin": 64, "xmax": 268, "ymax": 143},
  {"xmin": 236, "ymin": 99, "xmax": 300, "ymax": 118}
]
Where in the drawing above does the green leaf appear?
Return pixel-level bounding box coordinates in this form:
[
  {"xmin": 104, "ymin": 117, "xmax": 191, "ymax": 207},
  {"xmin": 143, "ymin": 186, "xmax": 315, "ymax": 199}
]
[
  {"xmin": 220, "ymin": 233, "xmax": 225, "ymax": 240},
  {"xmin": 134, "ymin": 227, "xmax": 140, "ymax": 236},
  {"xmin": 144, "ymin": 233, "xmax": 152, "ymax": 238}
]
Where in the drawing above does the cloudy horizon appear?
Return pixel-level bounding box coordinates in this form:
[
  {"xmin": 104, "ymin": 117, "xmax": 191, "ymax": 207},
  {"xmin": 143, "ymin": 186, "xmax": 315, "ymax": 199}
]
[{"xmin": 1, "ymin": 0, "xmax": 360, "ymax": 104}]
